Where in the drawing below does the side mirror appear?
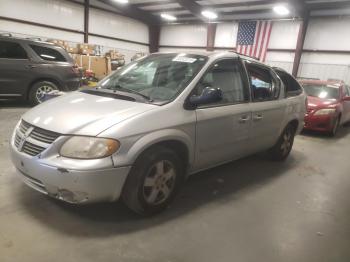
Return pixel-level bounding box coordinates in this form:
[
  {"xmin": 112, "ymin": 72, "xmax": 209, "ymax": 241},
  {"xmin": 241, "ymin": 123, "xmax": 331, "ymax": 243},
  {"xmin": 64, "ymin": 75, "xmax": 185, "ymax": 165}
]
[
  {"xmin": 343, "ymin": 96, "xmax": 350, "ymax": 102},
  {"xmin": 185, "ymin": 87, "xmax": 223, "ymax": 109}
]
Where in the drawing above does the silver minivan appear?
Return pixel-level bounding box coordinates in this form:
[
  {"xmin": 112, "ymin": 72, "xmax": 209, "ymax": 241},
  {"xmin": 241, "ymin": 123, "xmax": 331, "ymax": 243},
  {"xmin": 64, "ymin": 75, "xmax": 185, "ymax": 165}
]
[{"xmin": 10, "ymin": 52, "xmax": 306, "ymax": 215}]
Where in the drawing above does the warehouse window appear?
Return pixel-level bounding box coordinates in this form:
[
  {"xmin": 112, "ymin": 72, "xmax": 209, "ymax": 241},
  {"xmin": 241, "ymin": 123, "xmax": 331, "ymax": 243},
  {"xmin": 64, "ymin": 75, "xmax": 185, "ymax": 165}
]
[
  {"xmin": 0, "ymin": 41, "xmax": 28, "ymax": 59},
  {"xmin": 30, "ymin": 45, "xmax": 66, "ymax": 62}
]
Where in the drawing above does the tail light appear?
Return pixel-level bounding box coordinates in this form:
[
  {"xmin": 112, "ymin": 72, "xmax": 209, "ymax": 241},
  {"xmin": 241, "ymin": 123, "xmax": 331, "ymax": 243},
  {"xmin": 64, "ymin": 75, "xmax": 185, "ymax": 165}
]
[{"xmin": 71, "ymin": 64, "xmax": 80, "ymax": 75}]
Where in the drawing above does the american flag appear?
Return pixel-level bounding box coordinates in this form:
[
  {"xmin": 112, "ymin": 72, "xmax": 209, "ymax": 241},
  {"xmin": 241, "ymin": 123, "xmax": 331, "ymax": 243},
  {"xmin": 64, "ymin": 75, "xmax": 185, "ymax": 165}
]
[{"xmin": 236, "ymin": 21, "xmax": 273, "ymax": 62}]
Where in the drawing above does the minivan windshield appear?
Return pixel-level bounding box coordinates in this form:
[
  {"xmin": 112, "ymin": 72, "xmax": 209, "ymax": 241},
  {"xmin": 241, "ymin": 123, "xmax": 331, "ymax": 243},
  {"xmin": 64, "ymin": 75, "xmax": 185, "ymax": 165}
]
[
  {"xmin": 302, "ymin": 84, "xmax": 339, "ymax": 100},
  {"xmin": 97, "ymin": 53, "xmax": 208, "ymax": 104}
]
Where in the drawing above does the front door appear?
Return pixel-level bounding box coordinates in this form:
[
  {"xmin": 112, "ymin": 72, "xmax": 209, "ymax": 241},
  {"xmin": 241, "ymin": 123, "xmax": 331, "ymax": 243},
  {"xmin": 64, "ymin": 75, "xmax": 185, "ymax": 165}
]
[{"xmin": 193, "ymin": 58, "xmax": 252, "ymax": 170}]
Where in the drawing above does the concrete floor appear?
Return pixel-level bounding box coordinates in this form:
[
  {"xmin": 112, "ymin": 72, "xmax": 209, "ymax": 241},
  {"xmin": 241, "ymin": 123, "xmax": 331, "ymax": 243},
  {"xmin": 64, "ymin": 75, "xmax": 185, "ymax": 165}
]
[{"xmin": 1, "ymin": 100, "xmax": 350, "ymax": 262}]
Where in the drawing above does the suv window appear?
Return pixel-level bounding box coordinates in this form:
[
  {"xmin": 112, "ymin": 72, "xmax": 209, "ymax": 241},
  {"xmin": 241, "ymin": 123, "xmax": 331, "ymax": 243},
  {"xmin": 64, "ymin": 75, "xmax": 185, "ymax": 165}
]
[
  {"xmin": 246, "ymin": 62, "xmax": 280, "ymax": 102},
  {"xmin": 30, "ymin": 45, "xmax": 66, "ymax": 62},
  {"xmin": 194, "ymin": 59, "xmax": 246, "ymax": 106},
  {"xmin": 0, "ymin": 41, "xmax": 28, "ymax": 59},
  {"xmin": 274, "ymin": 69, "xmax": 302, "ymax": 97}
]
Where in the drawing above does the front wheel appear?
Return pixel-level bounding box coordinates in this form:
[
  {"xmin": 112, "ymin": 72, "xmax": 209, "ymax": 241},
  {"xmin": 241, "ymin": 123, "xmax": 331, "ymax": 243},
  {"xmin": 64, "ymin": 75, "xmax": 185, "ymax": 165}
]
[
  {"xmin": 268, "ymin": 124, "xmax": 296, "ymax": 161},
  {"xmin": 29, "ymin": 81, "xmax": 58, "ymax": 106},
  {"xmin": 122, "ymin": 146, "xmax": 185, "ymax": 215},
  {"xmin": 329, "ymin": 115, "xmax": 340, "ymax": 137}
]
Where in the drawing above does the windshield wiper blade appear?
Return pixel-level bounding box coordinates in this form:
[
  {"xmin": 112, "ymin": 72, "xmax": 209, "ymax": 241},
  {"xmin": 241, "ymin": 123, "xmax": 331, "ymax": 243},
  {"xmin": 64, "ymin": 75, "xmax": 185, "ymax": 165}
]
[{"xmin": 112, "ymin": 84, "xmax": 152, "ymax": 101}]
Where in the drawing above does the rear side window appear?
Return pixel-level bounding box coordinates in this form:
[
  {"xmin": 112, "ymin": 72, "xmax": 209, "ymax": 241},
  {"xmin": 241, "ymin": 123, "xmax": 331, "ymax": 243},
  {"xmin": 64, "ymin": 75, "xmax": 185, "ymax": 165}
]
[
  {"xmin": 30, "ymin": 45, "xmax": 66, "ymax": 62},
  {"xmin": 275, "ymin": 69, "xmax": 302, "ymax": 97},
  {"xmin": 0, "ymin": 41, "xmax": 28, "ymax": 59},
  {"xmin": 245, "ymin": 62, "xmax": 280, "ymax": 102}
]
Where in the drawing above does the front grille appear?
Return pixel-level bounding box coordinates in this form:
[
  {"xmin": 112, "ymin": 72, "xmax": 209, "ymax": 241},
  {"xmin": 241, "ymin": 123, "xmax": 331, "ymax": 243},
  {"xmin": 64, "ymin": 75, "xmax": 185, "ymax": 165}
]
[
  {"xmin": 15, "ymin": 120, "xmax": 61, "ymax": 157},
  {"xmin": 29, "ymin": 126, "xmax": 60, "ymax": 144},
  {"xmin": 22, "ymin": 141, "xmax": 46, "ymax": 156}
]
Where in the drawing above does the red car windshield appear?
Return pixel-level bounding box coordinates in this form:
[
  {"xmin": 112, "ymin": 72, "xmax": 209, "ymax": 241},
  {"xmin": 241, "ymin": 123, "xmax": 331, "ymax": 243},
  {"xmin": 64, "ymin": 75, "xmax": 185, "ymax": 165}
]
[{"xmin": 303, "ymin": 84, "xmax": 339, "ymax": 100}]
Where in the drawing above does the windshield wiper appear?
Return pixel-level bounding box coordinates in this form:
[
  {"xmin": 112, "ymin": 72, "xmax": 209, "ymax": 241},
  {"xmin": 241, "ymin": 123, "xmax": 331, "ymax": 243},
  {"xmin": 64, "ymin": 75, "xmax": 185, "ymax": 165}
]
[{"xmin": 110, "ymin": 84, "xmax": 152, "ymax": 102}]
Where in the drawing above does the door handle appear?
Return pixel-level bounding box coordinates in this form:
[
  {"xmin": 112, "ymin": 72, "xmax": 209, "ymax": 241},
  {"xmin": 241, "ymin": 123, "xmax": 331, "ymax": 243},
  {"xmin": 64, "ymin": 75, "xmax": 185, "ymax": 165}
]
[
  {"xmin": 26, "ymin": 65, "xmax": 37, "ymax": 69},
  {"xmin": 253, "ymin": 114, "xmax": 263, "ymax": 121},
  {"xmin": 238, "ymin": 115, "xmax": 250, "ymax": 123}
]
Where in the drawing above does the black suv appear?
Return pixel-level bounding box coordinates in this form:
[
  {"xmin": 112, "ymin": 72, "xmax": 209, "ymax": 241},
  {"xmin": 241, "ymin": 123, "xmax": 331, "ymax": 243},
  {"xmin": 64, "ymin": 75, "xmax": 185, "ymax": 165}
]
[{"xmin": 0, "ymin": 36, "xmax": 81, "ymax": 105}]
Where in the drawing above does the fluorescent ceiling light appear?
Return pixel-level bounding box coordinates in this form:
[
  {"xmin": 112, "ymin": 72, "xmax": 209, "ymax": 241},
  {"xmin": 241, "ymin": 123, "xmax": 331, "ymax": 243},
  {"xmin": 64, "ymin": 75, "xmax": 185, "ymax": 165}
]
[
  {"xmin": 114, "ymin": 0, "xmax": 128, "ymax": 4},
  {"xmin": 161, "ymin": 13, "xmax": 177, "ymax": 21},
  {"xmin": 201, "ymin": 10, "xmax": 218, "ymax": 20},
  {"xmin": 273, "ymin": 5, "xmax": 290, "ymax": 15}
]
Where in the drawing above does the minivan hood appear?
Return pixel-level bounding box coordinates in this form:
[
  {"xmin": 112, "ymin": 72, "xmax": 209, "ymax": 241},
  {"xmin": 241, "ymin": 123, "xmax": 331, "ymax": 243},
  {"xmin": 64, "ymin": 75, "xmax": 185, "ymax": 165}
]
[{"xmin": 22, "ymin": 91, "xmax": 157, "ymax": 136}]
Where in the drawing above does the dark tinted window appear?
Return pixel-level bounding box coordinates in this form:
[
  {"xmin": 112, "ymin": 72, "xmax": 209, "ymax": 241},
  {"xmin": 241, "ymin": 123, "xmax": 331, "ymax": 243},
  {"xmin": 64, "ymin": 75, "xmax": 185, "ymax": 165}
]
[
  {"xmin": 30, "ymin": 45, "xmax": 66, "ymax": 62},
  {"xmin": 275, "ymin": 69, "xmax": 302, "ymax": 97},
  {"xmin": 0, "ymin": 41, "xmax": 28, "ymax": 59},
  {"xmin": 246, "ymin": 63, "xmax": 280, "ymax": 102},
  {"xmin": 195, "ymin": 59, "xmax": 247, "ymax": 105}
]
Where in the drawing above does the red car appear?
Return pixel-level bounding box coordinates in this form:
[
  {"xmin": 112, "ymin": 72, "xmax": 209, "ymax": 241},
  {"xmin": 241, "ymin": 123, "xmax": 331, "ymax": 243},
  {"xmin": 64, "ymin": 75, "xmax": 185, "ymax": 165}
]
[{"xmin": 299, "ymin": 80, "xmax": 350, "ymax": 136}]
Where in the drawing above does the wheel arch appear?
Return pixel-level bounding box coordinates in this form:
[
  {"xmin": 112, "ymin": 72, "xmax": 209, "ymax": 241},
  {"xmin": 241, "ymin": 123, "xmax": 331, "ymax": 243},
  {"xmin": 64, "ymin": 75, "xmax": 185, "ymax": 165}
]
[
  {"xmin": 121, "ymin": 129, "xmax": 194, "ymax": 169},
  {"xmin": 27, "ymin": 78, "xmax": 63, "ymax": 99}
]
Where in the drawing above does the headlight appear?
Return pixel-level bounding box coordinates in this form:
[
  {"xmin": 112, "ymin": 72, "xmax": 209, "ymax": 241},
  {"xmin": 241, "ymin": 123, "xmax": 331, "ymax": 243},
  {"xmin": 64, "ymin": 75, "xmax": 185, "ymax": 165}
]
[
  {"xmin": 60, "ymin": 136, "xmax": 120, "ymax": 159},
  {"xmin": 314, "ymin": 108, "xmax": 336, "ymax": 116}
]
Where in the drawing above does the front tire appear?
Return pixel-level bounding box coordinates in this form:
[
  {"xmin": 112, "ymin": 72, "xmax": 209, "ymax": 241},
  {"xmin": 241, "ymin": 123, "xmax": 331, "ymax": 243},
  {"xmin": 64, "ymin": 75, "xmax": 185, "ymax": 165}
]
[
  {"xmin": 29, "ymin": 81, "xmax": 58, "ymax": 106},
  {"xmin": 268, "ymin": 124, "xmax": 296, "ymax": 161},
  {"xmin": 122, "ymin": 146, "xmax": 185, "ymax": 215},
  {"xmin": 329, "ymin": 115, "xmax": 340, "ymax": 137}
]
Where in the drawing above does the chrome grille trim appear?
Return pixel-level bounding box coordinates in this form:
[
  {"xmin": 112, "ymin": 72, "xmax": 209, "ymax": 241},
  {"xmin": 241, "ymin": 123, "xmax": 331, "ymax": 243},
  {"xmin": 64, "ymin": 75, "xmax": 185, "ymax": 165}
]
[
  {"xmin": 15, "ymin": 120, "xmax": 61, "ymax": 157},
  {"xmin": 22, "ymin": 141, "xmax": 45, "ymax": 156}
]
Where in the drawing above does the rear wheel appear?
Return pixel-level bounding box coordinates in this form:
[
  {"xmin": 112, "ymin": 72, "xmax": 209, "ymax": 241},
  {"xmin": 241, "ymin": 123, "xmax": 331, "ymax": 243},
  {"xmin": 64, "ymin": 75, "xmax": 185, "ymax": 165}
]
[
  {"xmin": 122, "ymin": 146, "xmax": 185, "ymax": 215},
  {"xmin": 29, "ymin": 81, "xmax": 58, "ymax": 106},
  {"xmin": 268, "ymin": 124, "xmax": 296, "ymax": 161}
]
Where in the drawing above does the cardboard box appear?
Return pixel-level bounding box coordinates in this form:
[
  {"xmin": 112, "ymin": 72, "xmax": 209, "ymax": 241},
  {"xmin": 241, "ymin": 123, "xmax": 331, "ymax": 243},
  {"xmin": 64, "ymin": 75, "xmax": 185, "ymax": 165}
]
[
  {"xmin": 71, "ymin": 54, "xmax": 111, "ymax": 80},
  {"xmin": 106, "ymin": 50, "xmax": 124, "ymax": 60}
]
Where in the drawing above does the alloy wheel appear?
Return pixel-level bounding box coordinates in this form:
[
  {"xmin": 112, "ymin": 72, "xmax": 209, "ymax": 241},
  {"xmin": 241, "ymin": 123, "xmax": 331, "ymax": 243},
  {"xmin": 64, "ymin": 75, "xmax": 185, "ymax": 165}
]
[
  {"xmin": 280, "ymin": 128, "xmax": 293, "ymax": 156},
  {"xmin": 35, "ymin": 85, "xmax": 57, "ymax": 103},
  {"xmin": 143, "ymin": 160, "xmax": 176, "ymax": 205}
]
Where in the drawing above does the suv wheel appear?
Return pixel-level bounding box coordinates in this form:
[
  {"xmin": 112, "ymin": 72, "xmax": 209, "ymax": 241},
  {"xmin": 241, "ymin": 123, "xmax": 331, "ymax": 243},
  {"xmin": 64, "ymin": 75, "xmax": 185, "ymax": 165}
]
[
  {"xmin": 29, "ymin": 81, "xmax": 58, "ymax": 106},
  {"xmin": 268, "ymin": 124, "xmax": 296, "ymax": 161},
  {"xmin": 122, "ymin": 146, "xmax": 185, "ymax": 215}
]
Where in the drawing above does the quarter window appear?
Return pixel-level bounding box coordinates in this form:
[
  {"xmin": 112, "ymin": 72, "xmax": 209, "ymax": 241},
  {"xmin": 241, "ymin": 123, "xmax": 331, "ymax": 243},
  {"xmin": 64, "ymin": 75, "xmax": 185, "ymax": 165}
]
[
  {"xmin": 195, "ymin": 59, "xmax": 246, "ymax": 105},
  {"xmin": 0, "ymin": 41, "xmax": 28, "ymax": 59},
  {"xmin": 30, "ymin": 45, "xmax": 66, "ymax": 62},
  {"xmin": 246, "ymin": 63, "xmax": 280, "ymax": 101},
  {"xmin": 274, "ymin": 69, "xmax": 302, "ymax": 97}
]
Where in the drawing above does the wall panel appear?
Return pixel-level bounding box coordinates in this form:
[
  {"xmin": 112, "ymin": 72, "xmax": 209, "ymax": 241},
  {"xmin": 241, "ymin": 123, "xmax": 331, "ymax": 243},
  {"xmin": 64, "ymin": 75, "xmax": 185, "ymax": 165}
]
[
  {"xmin": 0, "ymin": 0, "xmax": 84, "ymax": 31},
  {"xmin": 160, "ymin": 24, "xmax": 207, "ymax": 47}
]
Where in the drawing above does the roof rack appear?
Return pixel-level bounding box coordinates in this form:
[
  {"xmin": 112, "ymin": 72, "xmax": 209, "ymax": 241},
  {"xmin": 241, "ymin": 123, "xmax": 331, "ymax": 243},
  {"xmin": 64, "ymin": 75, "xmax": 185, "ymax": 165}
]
[
  {"xmin": 0, "ymin": 33, "xmax": 12, "ymax": 37},
  {"xmin": 26, "ymin": 37, "xmax": 43, "ymax": 41},
  {"xmin": 228, "ymin": 50, "xmax": 259, "ymax": 61}
]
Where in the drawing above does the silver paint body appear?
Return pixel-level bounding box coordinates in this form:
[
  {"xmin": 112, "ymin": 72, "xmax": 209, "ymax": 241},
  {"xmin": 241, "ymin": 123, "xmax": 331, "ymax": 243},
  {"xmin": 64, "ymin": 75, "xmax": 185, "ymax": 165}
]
[{"xmin": 10, "ymin": 52, "xmax": 306, "ymax": 203}]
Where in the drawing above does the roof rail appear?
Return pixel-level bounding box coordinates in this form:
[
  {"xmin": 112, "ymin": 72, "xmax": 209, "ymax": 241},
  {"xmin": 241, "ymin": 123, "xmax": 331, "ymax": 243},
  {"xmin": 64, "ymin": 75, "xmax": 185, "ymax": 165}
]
[
  {"xmin": 0, "ymin": 33, "xmax": 12, "ymax": 37},
  {"xmin": 26, "ymin": 37, "xmax": 43, "ymax": 41},
  {"xmin": 228, "ymin": 50, "xmax": 259, "ymax": 61}
]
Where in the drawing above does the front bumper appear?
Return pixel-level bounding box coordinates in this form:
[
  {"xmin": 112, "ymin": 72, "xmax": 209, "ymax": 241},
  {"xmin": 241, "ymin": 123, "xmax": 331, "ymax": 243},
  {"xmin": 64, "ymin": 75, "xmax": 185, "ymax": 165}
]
[
  {"xmin": 304, "ymin": 114, "xmax": 335, "ymax": 132},
  {"xmin": 10, "ymin": 139, "xmax": 130, "ymax": 204}
]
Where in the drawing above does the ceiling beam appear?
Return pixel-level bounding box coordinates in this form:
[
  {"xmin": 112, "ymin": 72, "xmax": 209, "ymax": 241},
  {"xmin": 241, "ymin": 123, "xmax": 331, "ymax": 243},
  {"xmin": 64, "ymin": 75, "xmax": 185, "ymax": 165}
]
[
  {"xmin": 307, "ymin": 0, "xmax": 350, "ymax": 10},
  {"xmin": 175, "ymin": 0, "xmax": 207, "ymax": 22},
  {"xmin": 97, "ymin": 0, "xmax": 160, "ymax": 25}
]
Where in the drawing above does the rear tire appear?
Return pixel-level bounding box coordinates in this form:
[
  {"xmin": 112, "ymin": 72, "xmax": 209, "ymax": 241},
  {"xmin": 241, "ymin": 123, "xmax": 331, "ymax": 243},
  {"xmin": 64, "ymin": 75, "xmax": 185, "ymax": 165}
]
[
  {"xmin": 268, "ymin": 123, "xmax": 296, "ymax": 161},
  {"xmin": 29, "ymin": 81, "xmax": 58, "ymax": 106},
  {"xmin": 122, "ymin": 146, "xmax": 185, "ymax": 215}
]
